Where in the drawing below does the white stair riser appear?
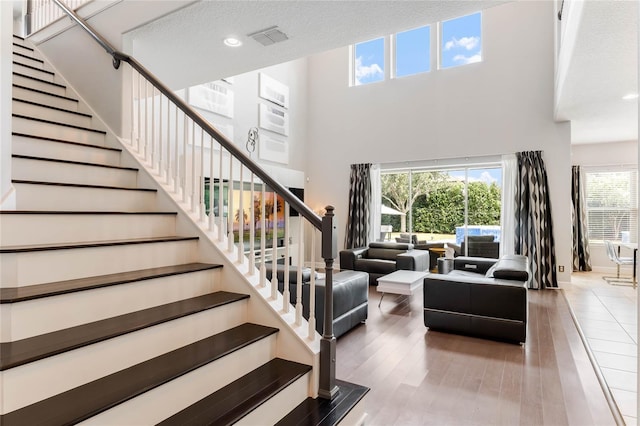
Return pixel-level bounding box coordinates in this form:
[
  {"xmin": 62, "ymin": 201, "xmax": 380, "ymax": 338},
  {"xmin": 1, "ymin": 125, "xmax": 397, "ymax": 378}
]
[
  {"xmin": 78, "ymin": 336, "xmax": 277, "ymax": 426},
  {"xmin": 0, "ymin": 214, "xmax": 176, "ymax": 246},
  {"xmin": 236, "ymin": 372, "xmax": 311, "ymax": 426},
  {"xmin": 12, "ymin": 63, "xmax": 54, "ymax": 83},
  {"xmin": 1, "ymin": 239, "xmax": 199, "ymax": 286},
  {"xmin": 13, "ymin": 116, "xmax": 105, "ymax": 145},
  {"xmin": 12, "ymin": 53, "xmax": 45, "ymax": 70},
  {"xmin": 13, "ymin": 157, "xmax": 137, "ymax": 188},
  {"xmin": 1, "ymin": 300, "xmax": 250, "ymax": 414},
  {"xmin": 14, "ymin": 183, "xmax": 158, "ymax": 212},
  {"xmin": 12, "ymin": 74, "xmax": 65, "ymax": 96},
  {"xmin": 12, "ymin": 135, "xmax": 121, "ymax": 167},
  {"xmin": 12, "ymin": 86, "xmax": 78, "ymax": 111},
  {"xmin": 0, "ymin": 269, "xmax": 221, "ymax": 341},
  {"xmin": 12, "ymin": 100, "xmax": 92, "ymax": 128}
]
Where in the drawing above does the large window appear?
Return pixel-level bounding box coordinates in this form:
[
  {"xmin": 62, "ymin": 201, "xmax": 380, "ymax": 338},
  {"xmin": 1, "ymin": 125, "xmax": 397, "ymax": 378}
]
[
  {"xmin": 353, "ymin": 37, "xmax": 385, "ymax": 86},
  {"xmin": 440, "ymin": 12, "xmax": 482, "ymax": 69},
  {"xmin": 585, "ymin": 169, "xmax": 638, "ymax": 243},
  {"xmin": 394, "ymin": 25, "xmax": 430, "ymax": 78},
  {"xmin": 380, "ymin": 165, "xmax": 502, "ymax": 252}
]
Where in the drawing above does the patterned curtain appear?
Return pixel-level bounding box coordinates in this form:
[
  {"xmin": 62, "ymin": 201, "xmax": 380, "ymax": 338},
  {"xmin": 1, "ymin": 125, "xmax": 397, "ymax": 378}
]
[
  {"xmin": 346, "ymin": 163, "xmax": 371, "ymax": 249},
  {"xmin": 571, "ymin": 165, "xmax": 592, "ymax": 271},
  {"xmin": 515, "ymin": 151, "xmax": 558, "ymax": 289}
]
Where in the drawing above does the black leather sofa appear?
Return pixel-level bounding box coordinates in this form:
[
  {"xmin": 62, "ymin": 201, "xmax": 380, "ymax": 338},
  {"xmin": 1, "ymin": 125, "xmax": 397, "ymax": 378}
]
[
  {"xmin": 423, "ymin": 255, "xmax": 529, "ymax": 343},
  {"xmin": 266, "ymin": 265, "xmax": 369, "ymax": 338},
  {"xmin": 339, "ymin": 242, "xmax": 430, "ymax": 286}
]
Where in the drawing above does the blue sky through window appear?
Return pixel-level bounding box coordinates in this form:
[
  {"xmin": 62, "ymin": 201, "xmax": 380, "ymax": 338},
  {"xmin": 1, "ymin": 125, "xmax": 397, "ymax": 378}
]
[
  {"xmin": 448, "ymin": 168, "xmax": 502, "ymax": 187},
  {"xmin": 354, "ymin": 37, "xmax": 384, "ymax": 85},
  {"xmin": 395, "ymin": 25, "xmax": 430, "ymax": 77},
  {"xmin": 441, "ymin": 12, "xmax": 482, "ymax": 69}
]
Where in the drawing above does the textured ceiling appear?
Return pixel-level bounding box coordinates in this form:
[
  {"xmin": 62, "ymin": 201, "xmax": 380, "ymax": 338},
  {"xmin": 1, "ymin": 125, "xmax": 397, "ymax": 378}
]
[
  {"xmin": 556, "ymin": 0, "xmax": 638, "ymax": 144},
  {"xmin": 127, "ymin": 0, "xmax": 509, "ymax": 89}
]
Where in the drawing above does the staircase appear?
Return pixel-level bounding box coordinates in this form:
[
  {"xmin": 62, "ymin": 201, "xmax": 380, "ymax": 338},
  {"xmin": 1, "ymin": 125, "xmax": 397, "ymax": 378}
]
[{"xmin": 0, "ymin": 34, "xmax": 323, "ymax": 425}]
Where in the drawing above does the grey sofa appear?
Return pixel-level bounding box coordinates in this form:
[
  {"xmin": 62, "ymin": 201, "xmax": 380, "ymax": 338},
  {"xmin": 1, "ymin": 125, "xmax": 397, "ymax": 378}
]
[
  {"xmin": 339, "ymin": 242, "xmax": 430, "ymax": 286},
  {"xmin": 423, "ymin": 255, "xmax": 529, "ymax": 343},
  {"xmin": 266, "ymin": 265, "xmax": 369, "ymax": 338}
]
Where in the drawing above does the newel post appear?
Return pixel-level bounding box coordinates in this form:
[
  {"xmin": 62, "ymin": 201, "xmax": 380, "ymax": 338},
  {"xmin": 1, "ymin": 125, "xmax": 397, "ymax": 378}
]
[{"xmin": 319, "ymin": 205, "xmax": 338, "ymax": 399}]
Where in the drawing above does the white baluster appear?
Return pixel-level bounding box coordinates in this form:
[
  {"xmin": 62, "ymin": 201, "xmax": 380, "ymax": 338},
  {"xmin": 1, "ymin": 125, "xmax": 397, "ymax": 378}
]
[
  {"xmin": 237, "ymin": 165, "xmax": 244, "ymax": 263},
  {"xmin": 227, "ymin": 156, "xmax": 234, "ymax": 253},
  {"xmin": 158, "ymin": 94, "xmax": 163, "ymax": 178},
  {"xmin": 260, "ymin": 184, "xmax": 267, "ymax": 287},
  {"xmin": 191, "ymin": 121, "xmax": 197, "ymax": 212},
  {"xmin": 271, "ymin": 191, "xmax": 279, "ymax": 300},
  {"xmin": 295, "ymin": 217, "xmax": 304, "ymax": 326},
  {"xmin": 248, "ymin": 173, "xmax": 255, "ymax": 275},
  {"xmin": 200, "ymin": 129, "xmax": 206, "ymax": 222},
  {"xmin": 218, "ymin": 151, "xmax": 225, "ymax": 242},
  {"xmin": 283, "ymin": 204, "xmax": 290, "ymax": 313},
  {"xmin": 182, "ymin": 115, "xmax": 188, "ymax": 203},
  {"xmin": 308, "ymin": 229, "xmax": 317, "ymax": 340},
  {"xmin": 150, "ymin": 86, "xmax": 155, "ymax": 169},
  {"xmin": 136, "ymin": 72, "xmax": 141, "ymax": 154},
  {"xmin": 173, "ymin": 108, "xmax": 179, "ymax": 193},
  {"xmin": 208, "ymin": 136, "xmax": 215, "ymax": 231}
]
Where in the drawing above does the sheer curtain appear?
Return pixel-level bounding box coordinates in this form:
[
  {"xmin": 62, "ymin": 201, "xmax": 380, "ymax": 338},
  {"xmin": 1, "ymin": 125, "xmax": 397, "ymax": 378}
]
[
  {"xmin": 515, "ymin": 151, "xmax": 558, "ymax": 289},
  {"xmin": 571, "ymin": 165, "xmax": 592, "ymax": 271},
  {"xmin": 500, "ymin": 154, "xmax": 517, "ymax": 257},
  {"xmin": 369, "ymin": 164, "xmax": 381, "ymax": 244},
  {"xmin": 345, "ymin": 163, "xmax": 372, "ymax": 249}
]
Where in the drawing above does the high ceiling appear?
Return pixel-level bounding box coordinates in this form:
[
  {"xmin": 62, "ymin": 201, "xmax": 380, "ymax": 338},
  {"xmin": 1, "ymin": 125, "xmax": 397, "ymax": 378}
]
[
  {"xmin": 556, "ymin": 0, "xmax": 638, "ymax": 144},
  {"xmin": 23, "ymin": 0, "xmax": 638, "ymax": 146}
]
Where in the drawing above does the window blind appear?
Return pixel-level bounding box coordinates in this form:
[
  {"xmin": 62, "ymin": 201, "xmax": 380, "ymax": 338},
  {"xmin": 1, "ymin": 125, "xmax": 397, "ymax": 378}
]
[{"xmin": 585, "ymin": 168, "xmax": 638, "ymax": 243}]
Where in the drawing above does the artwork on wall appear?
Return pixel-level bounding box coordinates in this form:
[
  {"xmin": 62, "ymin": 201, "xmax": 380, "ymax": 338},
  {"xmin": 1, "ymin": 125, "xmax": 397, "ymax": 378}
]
[
  {"xmin": 259, "ymin": 134, "xmax": 289, "ymax": 164},
  {"xmin": 188, "ymin": 81, "xmax": 234, "ymax": 118},
  {"xmin": 259, "ymin": 73, "xmax": 290, "ymax": 109},
  {"xmin": 259, "ymin": 103, "xmax": 289, "ymax": 136}
]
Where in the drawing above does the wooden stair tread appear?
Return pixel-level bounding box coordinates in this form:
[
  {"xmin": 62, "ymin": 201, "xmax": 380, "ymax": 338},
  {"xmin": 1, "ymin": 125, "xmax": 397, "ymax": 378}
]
[
  {"xmin": 12, "ymin": 114, "xmax": 106, "ymax": 134},
  {"xmin": 13, "ymin": 51, "xmax": 43, "ymax": 63},
  {"xmin": 12, "ymin": 154, "xmax": 137, "ymax": 171},
  {"xmin": 159, "ymin": 358, "xmax": 312, "ymax": 426},
  {"xmin": 13, "ymin": 179, "xmax": 157, "ymax": 192},
  {"xmin": 13, "ymin": 71, "xmax": 64, "ymax": 88},
  {"xmin": 12, "ymin": 41, "xmax": 32, "ymax": 50},
  {"xmin": 0, "ymin": 323, "xmax": 277, "ymax": 425},
  {"xmin": 0, "ymin": 263, "xmax": 222, "ymax": 303},
  {"xmin": 0, "ymin": 291, "xmax": 246, "ymax": 370},
  {"xmin": 13, "ymin": 97, "xmax": 91, "ymax": 117},
  {"xmin": 12, "ymin": 83, "xmax": 78, "ymax": 102},
  {"xmin": 276, "ymin": 380, "xmax": 370, "ymax": 426},
  {"xmin": 12, "ymin": 132, "xmax": 121, "ymax": 152},
  {"xmin": 12, "ymin": 61, "xmax": 54, "ymax": 75},
  {"xmin": 0, "ymin": 235, "xmax": 198, "ymax": 253}
]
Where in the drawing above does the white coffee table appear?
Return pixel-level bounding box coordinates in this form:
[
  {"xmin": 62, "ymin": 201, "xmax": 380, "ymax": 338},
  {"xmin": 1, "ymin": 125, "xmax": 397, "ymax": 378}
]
[{"xmin": 377, "ymin": 270, "xmax": 429, "ymax": 307}]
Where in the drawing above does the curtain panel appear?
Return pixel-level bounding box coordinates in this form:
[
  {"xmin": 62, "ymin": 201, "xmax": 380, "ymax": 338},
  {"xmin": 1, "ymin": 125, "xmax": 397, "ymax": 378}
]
[
  {"xmin": 346, "ymin": 163, "xmax": 372, "ymax": 249},
  {"xmin": 515, "ymin": 151, "xmax": 558, "ymax": 289},
  {"xmin": 500, "ymin": 154, "xmax": 517, "ymax": 257},
  {"xmin": 571, "ymin": 165, "xmax": 592, "ymax": 271}
]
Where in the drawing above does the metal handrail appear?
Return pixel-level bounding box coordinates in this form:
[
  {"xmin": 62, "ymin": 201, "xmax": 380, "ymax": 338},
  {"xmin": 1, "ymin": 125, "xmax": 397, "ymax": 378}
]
[
  {"xmin": 49, "ymin": 0, "xmax": 337, "ymax": 399},
  {"xmin": 51, "ymin": 0, "xmax": 322, "ymax": 231}
]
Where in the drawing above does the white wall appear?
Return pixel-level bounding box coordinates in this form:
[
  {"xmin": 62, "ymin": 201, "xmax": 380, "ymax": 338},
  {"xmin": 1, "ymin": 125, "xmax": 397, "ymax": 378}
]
[
  {"xmin": 305, "ymin": 1, "xmax": 573, "ymax": 283},
  {"xmin": 187, "ymin": 59, "xmax": 309, "ymax": 174},
  {"xmin": 572, "ymin": 140, "xmax": 638, "ymax": 270},
  {"xmin": 0, "ymin": 0, "xmax": 14, "ymax": 209}
]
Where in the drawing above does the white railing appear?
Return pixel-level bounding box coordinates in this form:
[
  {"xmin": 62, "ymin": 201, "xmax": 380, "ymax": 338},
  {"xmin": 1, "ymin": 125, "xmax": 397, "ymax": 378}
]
[
  {"xmin": 29, "ymin": 0, "xmax": 91, "ymax": 34},
  {"xmin": 48, "ymin": 0, "xmax": 340, "ymax": 399},
  {"xmin": 130, "ymin": 69, "xmax": 322, "ymax": 339}
]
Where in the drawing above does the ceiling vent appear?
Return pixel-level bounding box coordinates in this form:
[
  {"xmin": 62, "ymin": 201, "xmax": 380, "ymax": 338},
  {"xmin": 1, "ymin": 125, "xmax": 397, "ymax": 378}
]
[{"xmin": 248, "ymin": 26, "xmax": 289, "ymax": 46}]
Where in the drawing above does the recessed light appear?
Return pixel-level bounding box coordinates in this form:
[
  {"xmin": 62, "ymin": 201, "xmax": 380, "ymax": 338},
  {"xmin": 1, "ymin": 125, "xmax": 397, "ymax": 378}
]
[
  {"xmin": 622, "ymin": 93, "xmax": 638, "ymax": 100},
  {"xmin": 223, "ymin": 37, "xmax": 242, "ymax": 47}
]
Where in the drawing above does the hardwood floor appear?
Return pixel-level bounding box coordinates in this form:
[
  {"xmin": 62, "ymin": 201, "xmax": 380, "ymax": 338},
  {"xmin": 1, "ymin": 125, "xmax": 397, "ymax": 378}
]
[{"xmin": 336, "ymin": 285, "xmax": 616, "ymax": 425}]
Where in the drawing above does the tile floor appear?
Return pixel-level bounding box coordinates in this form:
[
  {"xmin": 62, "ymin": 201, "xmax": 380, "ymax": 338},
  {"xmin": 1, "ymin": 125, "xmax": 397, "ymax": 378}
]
[{"xmin": 565, "ymin": 271, "xmax": 638, "ymax": 425}]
